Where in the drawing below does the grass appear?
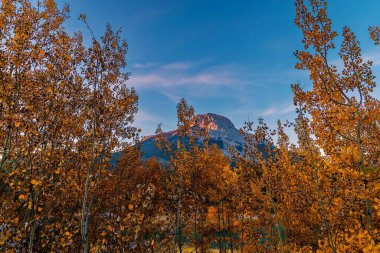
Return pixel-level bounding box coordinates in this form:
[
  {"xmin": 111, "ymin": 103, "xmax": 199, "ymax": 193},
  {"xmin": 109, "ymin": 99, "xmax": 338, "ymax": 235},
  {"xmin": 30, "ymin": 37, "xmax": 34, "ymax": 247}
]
[{"xmin": 181, "ymin": 247, "xmax": 239, "ymax": 253}]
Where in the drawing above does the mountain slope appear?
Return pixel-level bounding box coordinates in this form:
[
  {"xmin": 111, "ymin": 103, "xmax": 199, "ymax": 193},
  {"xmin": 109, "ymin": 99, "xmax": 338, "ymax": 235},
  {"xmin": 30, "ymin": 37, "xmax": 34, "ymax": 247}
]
[{"xmin": 140, "ymin": 113, "xmax": 244, "ymax": 160}]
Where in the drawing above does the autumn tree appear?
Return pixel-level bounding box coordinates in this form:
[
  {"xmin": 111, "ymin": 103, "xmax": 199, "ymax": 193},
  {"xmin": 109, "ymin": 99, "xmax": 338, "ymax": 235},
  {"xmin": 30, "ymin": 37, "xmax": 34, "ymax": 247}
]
[
  {"xmin": 291, "ymin": 0, "xmax": 380, "ymax": 251},
  {"xmin": 0, "ymin": 1, "xmax": 138, "ymax": 252},
  {"xmin": 0, "ymin": 1, "xmax": 86, "ymax": 251},
  {"xmin": 77, "ymin": 15, "xmax": 138, "ymax": 253},
  {"xmin": 232, "ymin": 118, "xmax": 291, "ymax": 252},
  {"xmin": 154, "ymin": 99, "xmax": 237, "ymax": 253}
]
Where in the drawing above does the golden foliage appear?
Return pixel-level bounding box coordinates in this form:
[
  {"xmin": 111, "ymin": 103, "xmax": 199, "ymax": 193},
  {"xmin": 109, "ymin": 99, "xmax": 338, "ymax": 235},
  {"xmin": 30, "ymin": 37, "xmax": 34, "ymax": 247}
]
[{"xmin": 0, "ymin": 0, "xmax": 379, "ymax": 252}]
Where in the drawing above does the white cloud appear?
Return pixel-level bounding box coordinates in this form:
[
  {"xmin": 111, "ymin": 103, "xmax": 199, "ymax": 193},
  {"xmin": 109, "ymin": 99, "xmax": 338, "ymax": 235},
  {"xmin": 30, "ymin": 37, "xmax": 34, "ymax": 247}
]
[
  {"xmin": 128, "ymin": 61, "xmax": 242, "ymax": 89},
  {"xmin": 262, "ymin": 104, "xmax": 295, "ymax": 116},
  {"xmin": 161, "ymin": 61, "xmax": 192, "ymax": 70},
  {"xmin": 133, "ymin": 62, "xmax": 157, "ymax": 68},
  {"xmin": 160, "ymin": 91, "xmax": 182, "ymax": 102},
  {"xmin": 133, "ymin": 61, "xmax": 191, "ymax": 70},
  {"xmin": 134, "ymin": 110, "xmax": 160, "ymax": 123},
  {"xmin": 363, "ymin": 50, "xmax": 380, "ymax": 66}
]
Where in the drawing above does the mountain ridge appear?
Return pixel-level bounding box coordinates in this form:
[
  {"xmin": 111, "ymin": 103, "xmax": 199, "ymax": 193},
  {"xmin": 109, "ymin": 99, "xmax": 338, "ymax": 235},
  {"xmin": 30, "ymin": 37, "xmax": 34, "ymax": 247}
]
[{"xmin": 140, "ymin": 113, "xmax": 244, "ymax": 160}]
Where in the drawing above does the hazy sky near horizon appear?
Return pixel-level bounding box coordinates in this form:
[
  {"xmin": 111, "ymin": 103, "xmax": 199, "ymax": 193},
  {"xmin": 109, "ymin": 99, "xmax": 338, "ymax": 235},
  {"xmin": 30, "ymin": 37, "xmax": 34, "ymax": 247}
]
[{"xmin": 60, "ymin": 0, "xmax": 380, "ymax": 138}]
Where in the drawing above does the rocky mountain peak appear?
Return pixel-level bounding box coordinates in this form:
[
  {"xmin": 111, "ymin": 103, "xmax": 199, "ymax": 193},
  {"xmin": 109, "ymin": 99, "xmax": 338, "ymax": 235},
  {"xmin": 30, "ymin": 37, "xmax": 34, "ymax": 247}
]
[
  {"xmin": 191, "ymin": 113, "xmax": 236, "ymax": 131},
  {"xmin": 141, "ymin": 113, "xmax": 244, "ymax": 160}
]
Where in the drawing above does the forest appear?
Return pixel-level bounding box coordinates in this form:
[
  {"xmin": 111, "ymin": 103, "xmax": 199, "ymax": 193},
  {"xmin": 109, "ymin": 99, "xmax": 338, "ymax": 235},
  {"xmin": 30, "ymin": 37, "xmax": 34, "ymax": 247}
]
[{"xmin": 0, "ymin": 0, "xmax": 379, "ymax": 252}]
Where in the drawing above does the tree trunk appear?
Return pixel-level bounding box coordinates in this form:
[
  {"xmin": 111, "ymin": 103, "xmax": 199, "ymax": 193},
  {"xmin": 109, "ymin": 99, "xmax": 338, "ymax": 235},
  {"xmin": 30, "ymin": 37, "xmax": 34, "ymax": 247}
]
[
  {"xmin": 228, "ymin": 212, "xmax": 233, "ymax": 253},
  {"xmin": 194, "ymin": 210, "xmax": 198, "ymax": 253},
  {"xmin": 218, "ymin": 205, "xmax": 222, "ymax": 253},
  {"xmin": 176, "ymin": 195, "xmax": 182, "ymax": 253}
]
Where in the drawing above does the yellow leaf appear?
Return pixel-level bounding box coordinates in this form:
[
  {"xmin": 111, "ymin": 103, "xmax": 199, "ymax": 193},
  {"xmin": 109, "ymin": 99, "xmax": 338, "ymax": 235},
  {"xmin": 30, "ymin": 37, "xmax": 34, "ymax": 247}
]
[
  {"xmin": 38, "ymin": 207, "xmax": 43, "ymax": 212},
  {"xmin": 65, "ymin": 231, "xmax": 70, "ymax": 236},
  {"xmin": 19, "ymin": 194, "xmax": 26, "ymax": 200},
  {"xmin": 101, "ymin": 230, "xmax": 106, "ymax": 237},
  {"xmin": 128, "ymin": 204, "xmax": 134, "ymax": 211},
  {"xmin": 31, "ymin": 179, "xmax": 38, "ymax": 185}
]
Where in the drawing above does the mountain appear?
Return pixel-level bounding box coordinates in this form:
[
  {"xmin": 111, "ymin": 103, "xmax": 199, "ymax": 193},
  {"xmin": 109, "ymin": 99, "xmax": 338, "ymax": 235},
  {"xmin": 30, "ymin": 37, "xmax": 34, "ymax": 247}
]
[{"xmin": 140, "ymin": 113, "xmax": 244, "ymax": 161}]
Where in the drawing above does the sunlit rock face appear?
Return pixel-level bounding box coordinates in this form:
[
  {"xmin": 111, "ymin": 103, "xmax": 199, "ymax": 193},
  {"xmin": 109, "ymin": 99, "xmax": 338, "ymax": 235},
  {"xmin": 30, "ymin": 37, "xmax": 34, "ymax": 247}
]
[
  {"xmin": 191, "ymin": 113, "xmax": 220, "ymax": 130},
  {"xmin": 141, "ymin": 113, "xmax": 244, "ymax": 161}
]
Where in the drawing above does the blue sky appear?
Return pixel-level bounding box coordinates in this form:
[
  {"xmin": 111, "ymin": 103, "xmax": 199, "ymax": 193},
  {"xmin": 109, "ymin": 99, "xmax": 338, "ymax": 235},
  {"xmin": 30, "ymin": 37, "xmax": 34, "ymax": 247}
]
[{"xmin": 61, "ymin": 0, "xmax": 380, "ymax": 138}]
